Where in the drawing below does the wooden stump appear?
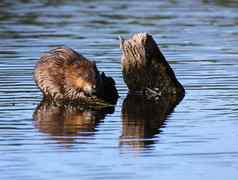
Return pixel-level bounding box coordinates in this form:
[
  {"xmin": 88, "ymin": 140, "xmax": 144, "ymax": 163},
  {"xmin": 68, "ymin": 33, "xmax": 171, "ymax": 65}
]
[{"xmin": 120, "ymin": 33, "xmax": 185, "ymax": 101}]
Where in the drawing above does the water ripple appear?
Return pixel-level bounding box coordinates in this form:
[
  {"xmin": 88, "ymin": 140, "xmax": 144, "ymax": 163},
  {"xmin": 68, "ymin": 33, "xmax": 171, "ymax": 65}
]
[{"xmin": 0, "ymin": 0, "xmax": 238, "ymax": 180}]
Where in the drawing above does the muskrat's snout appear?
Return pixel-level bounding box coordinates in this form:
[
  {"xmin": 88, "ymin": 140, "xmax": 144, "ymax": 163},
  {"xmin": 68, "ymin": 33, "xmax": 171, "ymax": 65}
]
[{"xmin": 82, "ymin": 83, "xmax": 97, "ymax": 96}]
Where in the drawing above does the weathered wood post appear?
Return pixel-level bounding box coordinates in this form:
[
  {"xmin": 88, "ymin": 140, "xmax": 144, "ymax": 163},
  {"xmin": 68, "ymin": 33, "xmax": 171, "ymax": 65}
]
[{"xmin": 120, "ymin": 33, "xmax": 185, "ymax": 102}]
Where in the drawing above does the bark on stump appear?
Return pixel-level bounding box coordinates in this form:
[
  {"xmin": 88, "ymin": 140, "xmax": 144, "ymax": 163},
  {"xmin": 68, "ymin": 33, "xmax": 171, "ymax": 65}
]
[{"xmin": 120, "ymin": 32, "xmax": 185, "ymax": 102}]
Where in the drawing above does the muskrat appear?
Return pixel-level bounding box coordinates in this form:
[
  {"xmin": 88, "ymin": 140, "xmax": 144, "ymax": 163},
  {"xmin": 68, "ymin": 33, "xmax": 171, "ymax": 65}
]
[{"xmin": 33, "ymin": 47, "xmax": 118, "ymax": 104}]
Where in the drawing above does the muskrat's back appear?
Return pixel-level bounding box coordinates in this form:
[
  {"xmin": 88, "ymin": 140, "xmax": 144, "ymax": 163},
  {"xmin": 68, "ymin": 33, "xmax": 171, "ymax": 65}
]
[{"xmin": 34, "ymin": 47, "xmax": 105, "ymax": 101}]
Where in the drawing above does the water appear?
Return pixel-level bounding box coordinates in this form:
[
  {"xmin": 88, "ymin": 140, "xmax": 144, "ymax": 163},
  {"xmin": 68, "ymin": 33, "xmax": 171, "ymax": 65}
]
[{"xmin": 1, "ymin": 0, "xmax": 238, "ymax": 179}]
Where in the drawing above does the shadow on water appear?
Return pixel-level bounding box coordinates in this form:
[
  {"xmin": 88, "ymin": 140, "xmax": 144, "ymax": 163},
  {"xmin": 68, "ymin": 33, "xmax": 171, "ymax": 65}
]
[
  {"xmin": 33, "ymin": 100, "xmax": 115, "ymax": 146},
  {"xmin": 120, "ymin": 93, "xmax": 184, "ymax": 152}
]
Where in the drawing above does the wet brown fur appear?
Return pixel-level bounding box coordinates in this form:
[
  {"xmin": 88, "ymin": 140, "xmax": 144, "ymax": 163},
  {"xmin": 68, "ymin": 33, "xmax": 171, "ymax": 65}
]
[{"xmin": 34, "ymin": 47, "xmax": 118, "ymax": 103}]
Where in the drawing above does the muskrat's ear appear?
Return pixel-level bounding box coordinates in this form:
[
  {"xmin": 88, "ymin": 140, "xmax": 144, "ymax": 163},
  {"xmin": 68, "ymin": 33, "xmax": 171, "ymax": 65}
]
[
  {"xmin": 101, "ymin": 72, "xmax": 106, "ymax": 79},
  {"xmin": 106, "ymin": 76, "xmax": 116, "ymax": 86},
  {"xmin": 101, "ymin": 72, "xmax": 115, "ymax": 86}
]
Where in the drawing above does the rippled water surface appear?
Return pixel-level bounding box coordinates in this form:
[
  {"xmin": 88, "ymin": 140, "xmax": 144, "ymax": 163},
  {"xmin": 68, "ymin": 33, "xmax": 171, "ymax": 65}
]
[{"xmin": 1, "ymin": 0, "xmax": 238, "ymax": 179}]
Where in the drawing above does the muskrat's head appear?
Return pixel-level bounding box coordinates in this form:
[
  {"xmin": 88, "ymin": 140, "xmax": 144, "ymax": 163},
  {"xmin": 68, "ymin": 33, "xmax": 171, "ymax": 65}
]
[{"xmin": 65, "ymin": 60, "xmax": 102, "ymax": 96}]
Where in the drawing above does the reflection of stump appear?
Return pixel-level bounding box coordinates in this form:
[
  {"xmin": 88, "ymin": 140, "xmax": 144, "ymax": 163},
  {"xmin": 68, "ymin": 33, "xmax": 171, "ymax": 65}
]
[
  {"xmin": 120, "ymin": 92, "xmax": 183, "ymax": 151},
  {"xmin": 120, "ymin": 33, "xmax": 185, "ymax": 100},
  {"xmin": 33, "ymin": 100, "xmax": 114, "ymax": 146}
]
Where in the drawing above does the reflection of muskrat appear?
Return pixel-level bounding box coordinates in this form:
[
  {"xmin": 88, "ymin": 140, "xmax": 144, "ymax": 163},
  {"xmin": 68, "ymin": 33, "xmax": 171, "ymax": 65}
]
[
  {"xmin": 33, "ymin": 100, "xmax": 115, "ymax": 145},
  {"xmin": 34, "ymin": 47, "xmax": 118, "ymax": 103}
]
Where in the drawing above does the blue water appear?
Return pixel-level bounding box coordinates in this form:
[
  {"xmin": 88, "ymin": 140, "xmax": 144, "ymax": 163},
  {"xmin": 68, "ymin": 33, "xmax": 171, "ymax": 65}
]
[{"xmin": 1, "ymin": 0, "xmax": 238, "ymax": 179}]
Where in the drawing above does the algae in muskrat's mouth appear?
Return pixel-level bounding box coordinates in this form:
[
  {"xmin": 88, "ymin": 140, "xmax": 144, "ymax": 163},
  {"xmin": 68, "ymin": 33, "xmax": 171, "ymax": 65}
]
[
  {"xmin": 72, "ymin": 96, "xmax": 115, "ymax": 109},
  {"xmin": 43, "ymin": 96, "xmax": 116, "ymax": 110}
]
